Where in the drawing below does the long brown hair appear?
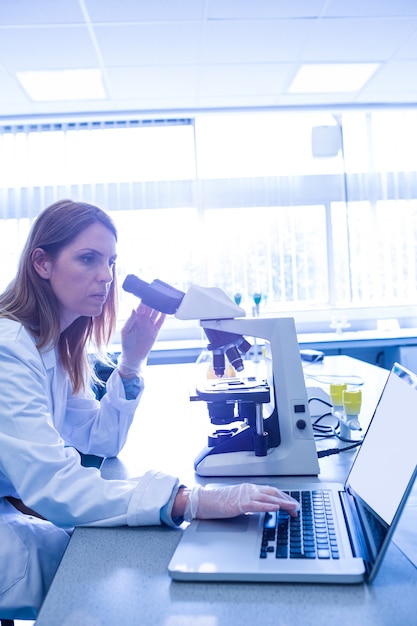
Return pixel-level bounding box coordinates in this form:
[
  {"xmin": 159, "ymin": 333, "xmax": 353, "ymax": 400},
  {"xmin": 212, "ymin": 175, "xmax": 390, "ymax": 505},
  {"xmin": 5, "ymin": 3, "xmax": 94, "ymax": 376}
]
[{"xmin": 0, "ymin": 199, "xmax": 118, "ymax": 393}]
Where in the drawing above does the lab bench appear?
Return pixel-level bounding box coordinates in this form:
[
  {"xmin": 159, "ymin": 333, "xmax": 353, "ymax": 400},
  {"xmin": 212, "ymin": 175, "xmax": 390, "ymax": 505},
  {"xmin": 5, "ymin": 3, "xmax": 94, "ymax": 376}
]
[{"xmin": 36, "ymin": 356, "xmax": 417, "ymax": 626}]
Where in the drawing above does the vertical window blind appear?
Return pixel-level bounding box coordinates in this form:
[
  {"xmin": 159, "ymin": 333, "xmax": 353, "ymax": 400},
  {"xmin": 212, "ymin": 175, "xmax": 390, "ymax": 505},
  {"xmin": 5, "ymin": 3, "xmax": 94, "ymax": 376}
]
[{"xmin": 1, "ymin": 109, "xmax": 417, "ymax": 326}]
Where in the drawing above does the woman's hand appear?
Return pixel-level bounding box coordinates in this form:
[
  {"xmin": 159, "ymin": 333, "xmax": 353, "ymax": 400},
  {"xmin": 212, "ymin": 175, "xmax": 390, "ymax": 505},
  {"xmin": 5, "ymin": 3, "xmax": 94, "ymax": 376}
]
[
  {"xmin": 173, "ymin": 484, "xmax": 300, "ymax": 521},
  {"xmin": 118, "ymin": 303, "xmax": 166, "ymax": 378}
]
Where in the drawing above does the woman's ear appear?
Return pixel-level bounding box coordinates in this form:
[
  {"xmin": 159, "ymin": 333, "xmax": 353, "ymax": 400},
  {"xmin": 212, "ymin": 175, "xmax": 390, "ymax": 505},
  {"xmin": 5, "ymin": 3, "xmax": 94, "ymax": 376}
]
[{"xmin": 32, "ymin": 248, "xmax": 52, "ymax": 279}]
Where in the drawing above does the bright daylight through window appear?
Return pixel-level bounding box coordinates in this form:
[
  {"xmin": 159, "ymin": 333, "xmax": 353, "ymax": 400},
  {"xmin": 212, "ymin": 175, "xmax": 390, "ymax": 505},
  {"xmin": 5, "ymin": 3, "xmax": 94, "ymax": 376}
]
[{"xmin": 1, "ymin": 110, "xmax": 417, "ymax": 335}]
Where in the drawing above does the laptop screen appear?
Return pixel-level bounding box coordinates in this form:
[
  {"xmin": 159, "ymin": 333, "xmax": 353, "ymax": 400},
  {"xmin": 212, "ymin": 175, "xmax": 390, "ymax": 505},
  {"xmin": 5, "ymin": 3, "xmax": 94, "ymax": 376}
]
[{"xmin": 346, "ymin": 363, "xmax": 417, "ymax": 525}]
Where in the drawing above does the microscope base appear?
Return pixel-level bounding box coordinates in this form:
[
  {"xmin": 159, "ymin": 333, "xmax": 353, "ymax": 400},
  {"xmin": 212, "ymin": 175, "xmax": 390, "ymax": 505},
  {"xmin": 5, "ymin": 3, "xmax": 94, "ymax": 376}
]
[{"xmin": 194, "ymin": 441, "xmax": 320, "ymax": 477}]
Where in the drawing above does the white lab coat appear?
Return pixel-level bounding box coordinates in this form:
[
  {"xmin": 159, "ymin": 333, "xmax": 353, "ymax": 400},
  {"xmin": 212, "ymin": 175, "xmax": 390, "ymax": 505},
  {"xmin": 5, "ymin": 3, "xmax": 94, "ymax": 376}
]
[{"xmin": 0, "ymin": 318, "xmax": 180, "ymax": 619}]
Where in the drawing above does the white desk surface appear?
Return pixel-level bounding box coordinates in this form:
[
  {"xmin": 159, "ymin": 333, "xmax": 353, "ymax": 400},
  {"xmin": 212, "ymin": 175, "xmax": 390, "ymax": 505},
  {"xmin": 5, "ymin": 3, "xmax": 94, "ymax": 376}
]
[{"xmin": 36, "ymin": 356, "xmax": 417, "ymax": 626}]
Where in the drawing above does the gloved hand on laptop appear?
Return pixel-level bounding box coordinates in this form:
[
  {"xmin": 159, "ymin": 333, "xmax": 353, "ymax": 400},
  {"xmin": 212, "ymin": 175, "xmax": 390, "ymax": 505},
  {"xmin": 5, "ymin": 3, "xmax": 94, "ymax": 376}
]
[{"xmin": 183, "ymin": 483, "xmax": 300, "ymax": 521}]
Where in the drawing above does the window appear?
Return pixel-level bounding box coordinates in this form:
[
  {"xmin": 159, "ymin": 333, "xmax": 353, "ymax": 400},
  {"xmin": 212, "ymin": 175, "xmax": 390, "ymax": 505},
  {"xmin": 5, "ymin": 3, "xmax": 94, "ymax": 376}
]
[
  {"xmin": 1, "ymin": 110, "xmax": 417, "ymax": 333},
  {"xmin": 203, "ymin": 205, "xmax": 329, "ymax": 311}
]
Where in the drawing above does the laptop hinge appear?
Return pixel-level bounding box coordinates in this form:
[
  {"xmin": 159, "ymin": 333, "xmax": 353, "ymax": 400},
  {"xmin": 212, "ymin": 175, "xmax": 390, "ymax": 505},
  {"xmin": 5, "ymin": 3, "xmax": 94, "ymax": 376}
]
[{"xmin": 339, "ymin": 490, "xmax": 373, "ymax": 574}]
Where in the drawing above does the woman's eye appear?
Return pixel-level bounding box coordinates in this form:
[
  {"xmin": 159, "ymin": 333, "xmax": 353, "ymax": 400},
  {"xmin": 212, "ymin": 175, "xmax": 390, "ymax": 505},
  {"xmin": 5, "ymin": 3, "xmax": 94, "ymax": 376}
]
[{"xmin": 81, "ymin": 254, "xmax": 96, "ymax": 264}]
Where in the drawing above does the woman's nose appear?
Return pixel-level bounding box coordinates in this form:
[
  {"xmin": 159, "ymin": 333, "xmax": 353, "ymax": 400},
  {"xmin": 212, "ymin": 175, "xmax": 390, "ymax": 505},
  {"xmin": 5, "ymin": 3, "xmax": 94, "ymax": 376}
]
[{"xmin": 99, "ymin": 263, "xmax": 113, "ymax": 283}]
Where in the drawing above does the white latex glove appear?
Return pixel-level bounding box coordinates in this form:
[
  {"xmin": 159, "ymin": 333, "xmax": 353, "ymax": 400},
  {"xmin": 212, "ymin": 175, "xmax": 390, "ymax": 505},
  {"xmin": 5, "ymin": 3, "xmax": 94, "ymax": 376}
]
[
  {"xmin": 184, "ymin": 483, "xmax": 300, "ymax": 521},
  {"xmin": 118, "ymin": 303, "xmax": 166, "ymax": 378}
]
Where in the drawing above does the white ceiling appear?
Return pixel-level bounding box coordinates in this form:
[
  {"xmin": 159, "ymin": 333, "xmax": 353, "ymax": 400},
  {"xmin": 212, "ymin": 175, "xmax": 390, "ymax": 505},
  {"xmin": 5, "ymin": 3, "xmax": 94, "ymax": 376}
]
[{"xmin": 1, "ymin": 0, "xmax": 417, "ymax": 121}]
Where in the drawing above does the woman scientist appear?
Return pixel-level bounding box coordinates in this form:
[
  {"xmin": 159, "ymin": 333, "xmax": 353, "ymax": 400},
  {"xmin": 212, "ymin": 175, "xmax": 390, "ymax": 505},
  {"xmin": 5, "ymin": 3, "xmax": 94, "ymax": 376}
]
[{"xmin": 0, "ymin": 199, "xmax": 298, "ymax": 619}]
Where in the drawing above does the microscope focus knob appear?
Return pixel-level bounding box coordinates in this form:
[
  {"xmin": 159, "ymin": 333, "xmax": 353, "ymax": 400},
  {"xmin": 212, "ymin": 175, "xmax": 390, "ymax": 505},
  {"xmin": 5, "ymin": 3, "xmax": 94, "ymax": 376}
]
[{"xmin": 296, "ymin": 419, "xmax": 307, "ymax": 430}]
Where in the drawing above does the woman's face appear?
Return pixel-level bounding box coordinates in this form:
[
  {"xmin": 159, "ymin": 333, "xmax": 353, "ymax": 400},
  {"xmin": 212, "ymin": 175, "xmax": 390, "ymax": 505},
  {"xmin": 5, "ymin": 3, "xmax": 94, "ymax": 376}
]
[{"xmin": 35, "ymin": 222, "xmax": 117, "ymax": 331}]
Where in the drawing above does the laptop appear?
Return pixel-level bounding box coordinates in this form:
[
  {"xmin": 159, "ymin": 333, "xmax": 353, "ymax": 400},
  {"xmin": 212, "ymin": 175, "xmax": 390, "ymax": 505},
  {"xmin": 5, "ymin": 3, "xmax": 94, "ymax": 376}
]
[{"xmin": 168, "ymin": 362, "xmax": 417, "ymax": 584}]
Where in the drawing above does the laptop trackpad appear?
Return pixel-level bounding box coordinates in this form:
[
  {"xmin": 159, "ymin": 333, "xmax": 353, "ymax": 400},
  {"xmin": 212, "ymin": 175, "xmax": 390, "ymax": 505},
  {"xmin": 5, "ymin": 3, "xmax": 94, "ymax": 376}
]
[{"xmin": 196, "ymin": 515, "xmax": 251, "ymax": 533}]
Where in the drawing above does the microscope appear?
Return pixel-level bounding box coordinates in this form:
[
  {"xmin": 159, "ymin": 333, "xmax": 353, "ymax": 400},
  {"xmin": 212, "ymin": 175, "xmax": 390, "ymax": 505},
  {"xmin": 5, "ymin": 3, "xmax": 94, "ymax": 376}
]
[{"xmin": 123, "ymin": 275, "xmax": 320, "ymax": 477}]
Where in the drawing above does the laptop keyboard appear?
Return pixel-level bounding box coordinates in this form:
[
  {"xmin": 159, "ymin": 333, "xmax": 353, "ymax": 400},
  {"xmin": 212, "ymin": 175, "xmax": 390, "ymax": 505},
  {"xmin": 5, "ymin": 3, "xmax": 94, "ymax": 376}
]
[{"xmin": 260, "ymin": 490, "xmax": 340, "ymax": 560}]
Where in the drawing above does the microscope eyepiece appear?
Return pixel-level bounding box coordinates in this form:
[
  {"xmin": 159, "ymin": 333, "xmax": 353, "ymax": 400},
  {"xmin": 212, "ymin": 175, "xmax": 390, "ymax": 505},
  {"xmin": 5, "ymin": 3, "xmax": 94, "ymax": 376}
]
[{"xmin": 122, "ymin": 274, "xmax": 185, "ymax": 314}]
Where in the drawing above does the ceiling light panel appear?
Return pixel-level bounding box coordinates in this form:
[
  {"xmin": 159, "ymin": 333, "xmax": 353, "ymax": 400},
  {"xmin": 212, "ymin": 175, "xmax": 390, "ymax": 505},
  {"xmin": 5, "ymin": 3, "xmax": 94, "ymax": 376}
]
[
  {"xmin": 16, "ymin": 69, "xmax": 106, "ymax": 101},
  {"xmin": 289, "ymin": 63, "xmax": 380, "ymax": 93}
]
